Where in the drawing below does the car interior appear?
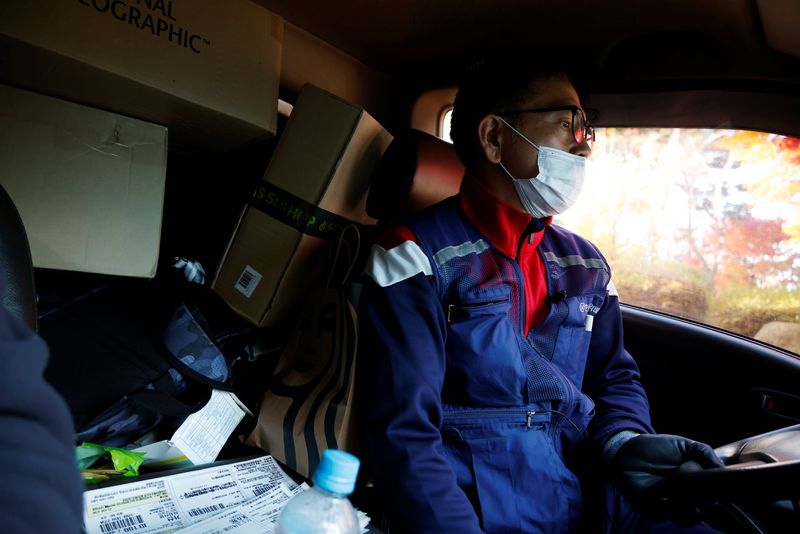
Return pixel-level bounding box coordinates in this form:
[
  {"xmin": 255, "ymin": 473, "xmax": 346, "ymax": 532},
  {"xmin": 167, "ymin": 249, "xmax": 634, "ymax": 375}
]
[{"xmin": 2, "ymin": 0, "xmax": 800, "ymax": 533}]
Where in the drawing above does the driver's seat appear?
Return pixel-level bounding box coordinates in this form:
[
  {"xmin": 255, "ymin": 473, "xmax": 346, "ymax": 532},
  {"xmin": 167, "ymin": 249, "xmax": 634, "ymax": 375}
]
[{"xmin": 366, "ymin": 128, "xmax": 464, "ymax": 224}]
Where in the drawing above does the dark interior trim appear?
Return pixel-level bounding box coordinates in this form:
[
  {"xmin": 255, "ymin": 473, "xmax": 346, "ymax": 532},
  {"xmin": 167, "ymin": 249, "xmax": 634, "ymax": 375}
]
[
  {"xmin": 622, "ymin": 304, "xmax": 800, "ymax": 369},
  {"xmin": 589, "ymin": 89, "xmax": 800, "ymax": 138},
  {"xmin": 621, "ymin": 304, "xmax": 800, "ymax": 446}
]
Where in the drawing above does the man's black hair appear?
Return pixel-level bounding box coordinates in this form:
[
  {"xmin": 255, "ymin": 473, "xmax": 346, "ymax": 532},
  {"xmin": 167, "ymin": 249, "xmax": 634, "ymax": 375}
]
[{"xmin": 450, "ymin": 51, "xmax": 584, "ymax": 171}]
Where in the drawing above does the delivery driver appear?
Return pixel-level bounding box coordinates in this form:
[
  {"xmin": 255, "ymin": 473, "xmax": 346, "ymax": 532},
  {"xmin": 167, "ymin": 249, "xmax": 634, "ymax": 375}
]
[{"xmin": 359, "ymin": 54, "xmax": 724, "ymax": 533}]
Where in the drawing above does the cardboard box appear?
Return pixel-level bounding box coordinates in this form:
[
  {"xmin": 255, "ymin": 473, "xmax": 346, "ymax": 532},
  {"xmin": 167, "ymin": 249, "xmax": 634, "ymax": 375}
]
[
  {"xmin": 0, "ymin": 0, "xmax": 282, "ymax": 151},
  {"xmin": 0, "ymin": 84, "xmax": 167, "ymax": 278},
  {"xmin": 213, "ymin": 84, "xmax": 393, "ymax": 326}
]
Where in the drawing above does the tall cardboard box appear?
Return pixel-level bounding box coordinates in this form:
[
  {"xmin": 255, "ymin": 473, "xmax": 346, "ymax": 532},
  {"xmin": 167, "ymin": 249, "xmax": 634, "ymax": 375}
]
[
  {"xmin": 0, "ymin": 0, "xmax": 282, "ymax": 151},
  {"xmin": 213, "ymin": 84, "xmax": 393, "ymax": 326},
  {"xmin": 0, "ymin": 84, "xmax": 167, "ymax": 278}
]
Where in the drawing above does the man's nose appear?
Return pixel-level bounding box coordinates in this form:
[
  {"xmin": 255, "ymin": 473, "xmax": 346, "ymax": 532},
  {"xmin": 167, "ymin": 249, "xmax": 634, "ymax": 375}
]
[{"xmin": 573, "ymin": 139, "xmax": 592, "ymax": 158}]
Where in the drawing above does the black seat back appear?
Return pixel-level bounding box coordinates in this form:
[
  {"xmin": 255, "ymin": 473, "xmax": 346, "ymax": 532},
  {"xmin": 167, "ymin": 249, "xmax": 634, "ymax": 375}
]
[{"xmin": 0, "ymin": 184, "xmax": 37, "ymax": 331}]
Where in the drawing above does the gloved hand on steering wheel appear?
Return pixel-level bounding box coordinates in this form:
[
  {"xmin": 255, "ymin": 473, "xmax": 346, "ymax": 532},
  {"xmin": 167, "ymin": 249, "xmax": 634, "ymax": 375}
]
[{"xmin": 609, "ymin": 433, "xmax": 725, "ymax": 524}]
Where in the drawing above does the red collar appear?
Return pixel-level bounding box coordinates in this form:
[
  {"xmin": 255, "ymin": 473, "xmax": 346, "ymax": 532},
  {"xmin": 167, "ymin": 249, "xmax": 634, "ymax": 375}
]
[{"xmin": 459, "ymin": 174, "xmax": 550, "ymax": 257}]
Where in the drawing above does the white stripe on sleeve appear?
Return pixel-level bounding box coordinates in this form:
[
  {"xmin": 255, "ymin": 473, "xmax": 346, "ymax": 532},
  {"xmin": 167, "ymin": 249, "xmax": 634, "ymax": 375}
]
[
  {"xmin": 606, "ymin": 279, "xmax": 619, "ymax": 297},
  {"xmin": 364, "ymin": 241, "xmax": 433, "ymax": 287}
]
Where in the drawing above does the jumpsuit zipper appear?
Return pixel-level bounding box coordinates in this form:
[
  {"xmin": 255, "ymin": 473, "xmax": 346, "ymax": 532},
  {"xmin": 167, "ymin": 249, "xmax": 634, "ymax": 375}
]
[
  {"xmin": 516, "ymin": 232, "xmax": 576, "ymax": 435},
  {"xmin": 514, "ymin": 230, "xmax": 529, "ymax": 334},
  {"xmin": 443, "ymin": 408, "xmax": 548, "ymax": 428},
  {"xmin": 446, "ymin": 299, "xmax": 508, "ymax": 322}
]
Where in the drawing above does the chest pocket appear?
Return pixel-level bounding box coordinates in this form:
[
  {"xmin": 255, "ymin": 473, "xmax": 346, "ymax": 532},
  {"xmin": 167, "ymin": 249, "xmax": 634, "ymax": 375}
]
[
  {"xmin": 444, "ymin": 287, "xmax": 525, "ymax": 405},
  {"xmin": 551, "ymin": 292, "xmax": 606, "ymax": 384}
]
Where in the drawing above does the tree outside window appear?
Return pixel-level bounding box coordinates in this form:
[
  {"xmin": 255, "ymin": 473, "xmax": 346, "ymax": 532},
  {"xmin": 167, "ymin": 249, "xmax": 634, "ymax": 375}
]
[{"xmin": 556, "ymin": 128, "xmax": 800, "ymax": 354}]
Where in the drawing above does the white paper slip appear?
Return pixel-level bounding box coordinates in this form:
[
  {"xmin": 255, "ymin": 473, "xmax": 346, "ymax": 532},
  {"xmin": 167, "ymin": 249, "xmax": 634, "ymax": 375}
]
[
  {"xmin": 171, "ymin": 389, "xmax": 252, "ymax": 465},
  {"xmin": 134, "ymin": 389, "xmax": 252, "ymax": 468},
  {"xmin": 175, "ymin": 482, "xmax": 371, "ymax": 534},
  {"xmin": 83, "ymin": 455, "xmax": 297, "ymax": 534},
  {"xmin": 174, "ymin": 482, "xmax": 303, "ymax": 533}
]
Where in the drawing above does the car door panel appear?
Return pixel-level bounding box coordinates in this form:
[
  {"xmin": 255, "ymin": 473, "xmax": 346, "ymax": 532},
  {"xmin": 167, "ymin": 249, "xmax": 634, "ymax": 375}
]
[{"xmin": 622, "ymin": 305, "xmax": 800, "ymax": 448}]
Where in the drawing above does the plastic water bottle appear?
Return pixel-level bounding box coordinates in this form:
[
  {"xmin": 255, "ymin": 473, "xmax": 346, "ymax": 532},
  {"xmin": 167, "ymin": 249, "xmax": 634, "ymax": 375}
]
[{"xmin": 276, "ymin": 449, "xmax": 361, "ymax": 534}]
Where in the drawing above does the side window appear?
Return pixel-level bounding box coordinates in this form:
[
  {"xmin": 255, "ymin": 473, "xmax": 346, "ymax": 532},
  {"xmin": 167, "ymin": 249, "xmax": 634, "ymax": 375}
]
[
  {"xmin": 440, "ymin": 108, "xmax": 453, "ymax": 143},
  {"xmin": 556, "ymin": 128, "xmax": 800, "ymax": 355}
]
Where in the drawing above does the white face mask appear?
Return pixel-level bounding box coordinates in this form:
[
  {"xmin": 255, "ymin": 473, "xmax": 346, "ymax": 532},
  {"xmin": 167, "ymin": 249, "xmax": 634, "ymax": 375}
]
[{"xmin": 497, "ymin": 116, "xmax": 586, "ymax": 218}]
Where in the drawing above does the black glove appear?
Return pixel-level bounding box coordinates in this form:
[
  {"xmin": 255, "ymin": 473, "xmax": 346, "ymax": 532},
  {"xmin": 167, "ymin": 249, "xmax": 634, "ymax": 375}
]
[{"xmin": 610, "ymin": 433, "xmax": 724, "ymax": 523}]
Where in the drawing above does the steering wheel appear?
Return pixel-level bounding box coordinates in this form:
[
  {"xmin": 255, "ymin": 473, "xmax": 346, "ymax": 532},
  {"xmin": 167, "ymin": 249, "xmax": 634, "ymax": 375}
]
[
  {"xmin": 653, "ymin": 424, "xmax": 800, "ymax": 502},
  {"xmin": 646, "ymin": 424, "xmax": 800, "ymax": 532}
]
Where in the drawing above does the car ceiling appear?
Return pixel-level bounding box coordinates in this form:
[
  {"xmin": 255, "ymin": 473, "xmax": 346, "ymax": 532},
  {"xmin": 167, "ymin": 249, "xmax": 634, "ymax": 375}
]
[
  {"xmin": 254, "ymin": 0, "xmax": 800, "ymax": 88},
  {"xmin": 254, "ymin": 0, "xmax": 800, "ymax": 137}
]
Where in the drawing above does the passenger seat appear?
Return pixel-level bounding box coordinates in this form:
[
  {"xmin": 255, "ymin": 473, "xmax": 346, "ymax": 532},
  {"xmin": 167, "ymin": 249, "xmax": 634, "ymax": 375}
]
[{"xmin": 0, "ymin": 184, "xmax": 37, "ymax": 331}]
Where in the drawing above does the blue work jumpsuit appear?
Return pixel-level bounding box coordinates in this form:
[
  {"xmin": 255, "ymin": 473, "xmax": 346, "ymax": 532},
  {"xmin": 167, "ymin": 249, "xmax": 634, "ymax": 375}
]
[{"xmin": 361, "ymin": 175, "xmax": 654, "ymax": 533}]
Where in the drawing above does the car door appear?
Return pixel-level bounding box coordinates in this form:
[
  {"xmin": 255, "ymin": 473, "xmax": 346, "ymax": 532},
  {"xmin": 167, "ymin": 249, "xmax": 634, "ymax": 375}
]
[{"xmin": 623, "ymin": 304, "xmax": 800, "ymax": 447}]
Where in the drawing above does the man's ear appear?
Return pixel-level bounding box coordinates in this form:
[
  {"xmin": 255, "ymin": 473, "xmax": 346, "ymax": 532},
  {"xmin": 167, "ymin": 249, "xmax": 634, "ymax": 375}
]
[{"xmin": 477, "ymin": 114, "xmax": 504, "ymax": 164}]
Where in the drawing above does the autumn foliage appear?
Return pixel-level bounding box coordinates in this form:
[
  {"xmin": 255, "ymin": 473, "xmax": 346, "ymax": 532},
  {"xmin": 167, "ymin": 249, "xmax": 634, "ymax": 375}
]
[{"xmin": 557, "ymin": 128, "xmax": 800, "ymax": 345}]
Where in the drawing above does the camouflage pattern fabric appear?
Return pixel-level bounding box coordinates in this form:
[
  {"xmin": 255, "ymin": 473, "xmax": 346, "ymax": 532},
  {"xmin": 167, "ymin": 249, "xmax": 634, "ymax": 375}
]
[{"xmin": 162, "ymin": 302, "xmax": 231, "ymax": 385}]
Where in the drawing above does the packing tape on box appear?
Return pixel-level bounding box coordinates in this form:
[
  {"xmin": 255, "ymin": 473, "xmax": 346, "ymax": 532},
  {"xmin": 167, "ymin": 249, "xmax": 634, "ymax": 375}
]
[{"xmin": 250, "ymin": 181, "xmax": 358, "ymax": 239}]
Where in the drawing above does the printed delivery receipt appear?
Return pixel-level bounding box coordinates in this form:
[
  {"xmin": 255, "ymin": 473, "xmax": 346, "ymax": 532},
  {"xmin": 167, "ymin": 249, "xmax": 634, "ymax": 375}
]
[
  {"xmin": 174, "ymin": 482, "xmax": 371, "ymax": 534},
  {"xmin": 83, "ymin": 456, "xmax": 298, "ymax": 534},
  {"xmin": 173, "ymin": 482, "xmax": 305, "ymax": 533}
]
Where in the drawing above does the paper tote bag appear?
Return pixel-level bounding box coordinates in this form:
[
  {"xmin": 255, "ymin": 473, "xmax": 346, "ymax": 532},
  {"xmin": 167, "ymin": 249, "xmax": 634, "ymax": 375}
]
[{"xmin": 245, "ymin": 225, "xmax": 364, "ymax": 478}]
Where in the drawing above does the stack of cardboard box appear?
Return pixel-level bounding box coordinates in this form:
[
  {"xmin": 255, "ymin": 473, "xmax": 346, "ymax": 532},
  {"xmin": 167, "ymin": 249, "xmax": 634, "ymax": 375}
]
[
  {"xmin": 0, "ymin": 0, "xmax": 283, "ymax": 277},
  {"xmin": 213, "ymin": 84, "xmax": 393, "ymax": 326}
]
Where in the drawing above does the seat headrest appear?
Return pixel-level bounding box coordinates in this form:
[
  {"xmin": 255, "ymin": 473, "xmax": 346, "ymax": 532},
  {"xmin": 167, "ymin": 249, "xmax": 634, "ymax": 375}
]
[
  {"xmin": 367, "ymin": 129, "xmax": 464, "ymax": 223},
  {"xmin": 0, "ymin": 184, "xmax": 37, "ymax": 331}
]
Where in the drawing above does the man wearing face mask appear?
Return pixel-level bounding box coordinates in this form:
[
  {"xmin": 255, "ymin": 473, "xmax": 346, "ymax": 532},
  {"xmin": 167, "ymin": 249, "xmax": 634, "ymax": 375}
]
[{"xmin": 360, "ymin": 54, "xmax": 723, "ymax": 533}]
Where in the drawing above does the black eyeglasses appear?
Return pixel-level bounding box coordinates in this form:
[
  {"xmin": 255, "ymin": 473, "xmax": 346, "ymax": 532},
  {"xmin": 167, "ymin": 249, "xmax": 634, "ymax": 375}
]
[{"xmin": 497, "ymin": 105, "xmax": 595, "ymax": 144}]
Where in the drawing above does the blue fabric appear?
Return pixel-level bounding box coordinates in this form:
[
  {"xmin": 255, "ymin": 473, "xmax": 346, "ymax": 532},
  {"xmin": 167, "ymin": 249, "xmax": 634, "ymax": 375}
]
[
  {"xmin": 163, "ymin": 302, "xmax": 231, "ymax": 384},
  {"xmin": 0, "ymin": 280, "xmax": 83, "ymax": 533},
  {"xmin": 608, "ymin": 485, "xmax": 723, "ymax": 534},
  {"xmin": 361, "ymin": 198, "xmax": 656, "ymax": 533}
]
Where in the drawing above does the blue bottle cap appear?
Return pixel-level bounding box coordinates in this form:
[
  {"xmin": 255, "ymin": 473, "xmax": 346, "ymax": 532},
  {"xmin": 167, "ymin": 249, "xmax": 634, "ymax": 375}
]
[{"xmin": 312, "ymin": 449, "xmax": 360, "ymax": 495}]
